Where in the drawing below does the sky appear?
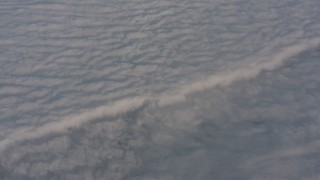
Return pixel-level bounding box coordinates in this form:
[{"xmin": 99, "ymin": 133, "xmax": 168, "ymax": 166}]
[{"xmin": 0, "ymin": 0, "xmax": 320, "ymax": 179}]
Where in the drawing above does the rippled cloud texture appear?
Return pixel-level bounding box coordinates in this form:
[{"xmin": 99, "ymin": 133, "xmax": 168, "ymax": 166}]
[{"xmin": 0, "ymin": 0, "xmax": 320, "ymax": 179}]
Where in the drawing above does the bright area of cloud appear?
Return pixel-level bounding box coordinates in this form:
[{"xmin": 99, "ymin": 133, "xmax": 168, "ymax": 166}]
[{"xmin": 0, "ymin": 0, "xmax": 320, "ymax": 179}]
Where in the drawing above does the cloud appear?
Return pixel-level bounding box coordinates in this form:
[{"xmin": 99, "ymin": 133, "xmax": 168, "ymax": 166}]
[
  {"xmin": 2, "ymin": 46, "xmax": 320, "ymax": 179},
  {"xmin": 1, "ymin": 38, "xmax": 319, "ymax": 156},
  {"xmin": 1, "ymin": 0, "xmax": 320, "ymax": 179}
]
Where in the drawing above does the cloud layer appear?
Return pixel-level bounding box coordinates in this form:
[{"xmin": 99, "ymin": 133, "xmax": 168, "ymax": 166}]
[{"xmin": 0, "ymin": 0, "xmax": 320, "ymax": 179}]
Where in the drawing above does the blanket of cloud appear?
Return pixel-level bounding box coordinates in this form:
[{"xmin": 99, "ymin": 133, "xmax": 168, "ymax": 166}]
[{"xmin": 0, "ymin": 0, "xmax": 320, "ymax": 179}]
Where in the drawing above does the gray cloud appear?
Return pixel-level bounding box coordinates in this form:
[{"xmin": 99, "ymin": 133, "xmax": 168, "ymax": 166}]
[{"xmin": 1, "ymin": 0, "xmax": 320, "ymax": 179}]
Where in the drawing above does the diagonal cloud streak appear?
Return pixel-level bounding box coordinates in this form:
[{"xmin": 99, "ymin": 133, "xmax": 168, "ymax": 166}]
[{"xmin": 0, "ymin": 38, "xmax": 319, "ymax": 154}]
